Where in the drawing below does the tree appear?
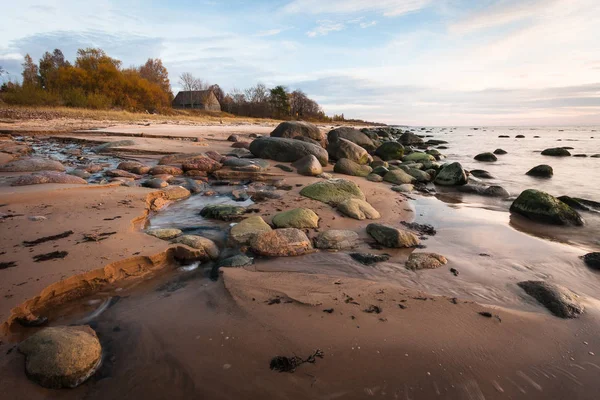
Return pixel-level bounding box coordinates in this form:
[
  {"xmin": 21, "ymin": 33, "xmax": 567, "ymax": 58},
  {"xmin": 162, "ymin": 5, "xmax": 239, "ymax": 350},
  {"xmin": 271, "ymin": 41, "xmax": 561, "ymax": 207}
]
[
  {"xmin": 269, "ymin": 85, "xmax": 290, "ymax": 118},
  {"xmin": 39, "ymin": 49, "xmax": 69, "ymax": 90},
  {"xmin": 208, "ymin": 84, "xmax": 225, "ymax": 104},
  {"xmin": 22, "ymin": 54, "xmax": 39, "ymax": 87},
  {"xmin": 290, "ymin": 89, "xmax": 321, "ymax": 118},
  {"xmin": 139, "ymin": 58, "xmax": 172, "ymax": 98},
  {"xmin": 179, "ymin": 72, "xmax": 207, "ymax": 108}
]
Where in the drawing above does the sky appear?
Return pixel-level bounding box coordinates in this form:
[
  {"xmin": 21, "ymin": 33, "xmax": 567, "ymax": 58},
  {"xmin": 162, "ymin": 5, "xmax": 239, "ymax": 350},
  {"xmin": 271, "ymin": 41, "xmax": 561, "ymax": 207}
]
[{"xmin": 1, "ymin": 0, "xmax": 599, "ymax": 126}]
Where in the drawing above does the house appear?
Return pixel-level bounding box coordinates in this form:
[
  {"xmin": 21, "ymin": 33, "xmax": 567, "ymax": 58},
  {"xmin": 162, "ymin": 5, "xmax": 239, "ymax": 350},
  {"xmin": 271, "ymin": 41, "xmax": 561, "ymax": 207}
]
[{"xmin": 172, "ymin": 90, "xmax": 221, "ymax": 111}]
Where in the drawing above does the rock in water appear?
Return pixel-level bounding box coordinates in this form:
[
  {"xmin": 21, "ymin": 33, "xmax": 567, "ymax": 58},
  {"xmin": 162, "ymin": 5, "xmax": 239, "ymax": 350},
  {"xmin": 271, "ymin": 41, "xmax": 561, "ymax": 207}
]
[
  {"xmin": 161, "ymin": 186, "xmax": 191, "ymax": 200},
  {"xmin": 18, "ymin": 326, "xmax": 102, "ymax": 389},
  {"xmin": 146, "ymin": 228, "xmax": 182, "ymax": 240},
  {"xmin": 434, "ymin": 162, "xmax": 468, "ymax": 186},
  {"xmin": 172, "ymin": 235, "xmax": 220, "ymax": 260},
  {"xmin": 350, "ymin": 253, "xmax": 390, "ymax": 265},
  {"xmin": 300, "ymin": 179, "xmax": 365, "ymax": 205},
  {"xmin": 518, "ymin": 281, "xmax": 584, "ymax": 318},
  {"xmin": 583, "ymin": 253, "xmax": 600, "ymax": 269},
  {"xmin": 249, "ymin": 137, "xmax": 328, "ymax": 166},
  {"xmin": 327, "ymin": 138, "xmax": 372, "ymax": 165},
  {"xmin": 216, "ymin": 254, "xmax": 253, "ymax": 268},
  {"xmin": 526, "ymin": 164, "xmax": 553, "ymax": 177},
  {"xmin": 292, "ymin": 154, "xmax": 323, "ymax": 176},
  {"xmin": 374, "ymin": 142, "xmax": 404, "ymax": 161},
  {"xmin": 229, "ymin": 216, "xmax": 272, "ymax": 246},
  {"xmin": 557, "ymin": 196, "xmax": 600, "ymax": 211},
  {"xmin": 541, "ymin": 147, "xmax": 571, "ymax": 156},
  {"xmin": 474, "ymin": 152, "xmax": 498, "ymax": 162},
  {"xmin": 182, "ymin": 156, "xmax": 223, "ymax": 172},
  {"xmin": 399, "ymin": 132, "xmax": 424, "ymax": 145},
  {"xmin": 337, "ymin": 198, "xmax": 380, "ymax": 220},
  {"xmin": 403, "ymin": 152, "xmax": 435, "ymax": 163},
  {"xmin": 328, "ymin": 127, "xmax": 376, "ymax": 152},
  {"xmin": 270, "ymin": 121, "xmax": 325, "ymax": 145},
  {"xmin": 149, "ymin": 165, "xmax": 183, "ymax": 176},
  {"xmin": 272, "ymin": 208, "xmax": 319, "ymax": 229},
  {"xmin": 0, "ymin": 158, "xmax": 65, "ymax": 172},
  {"xmin": 383, "ymin": 169, "xmax": 416, "ymax": 185},
  {"xmin": 405, "ymin": 253, "xmax": 447, "ymax": 270},
  {"xmin": 510, "ymin": 189, "xmax": 583, "ymax": 226},
  {"xmin": 143, "ymin": 178, "xmax": 168, "ymax": 188},
  {"xmin": 333, "ymin": 158, "xmax": 372, "ymax": 177},
  {"xmin": 250, "ymin": 228, "xmax": 312, "ymax": 256},
  {"xmin": 493, "ymin": 149, "xmax": 507, "ymax": 155},
  {"xmin": 314, "ymin": 230, "xmax": 359, "ymax": 250},
  {"xmin": 200, "ymin": 204, "xmax": 246, "ymax": 221},
  {"xmin": 470, "ymin": 169, "xmax": 494, "ymax": 179},
  {"xmin": 366, "ymin": 223, "xmax": 420, "ymax": 248}
]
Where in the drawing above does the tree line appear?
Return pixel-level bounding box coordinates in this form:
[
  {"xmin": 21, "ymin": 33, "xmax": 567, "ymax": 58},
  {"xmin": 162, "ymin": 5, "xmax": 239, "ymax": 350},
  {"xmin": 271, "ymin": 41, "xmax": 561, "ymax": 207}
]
[{"xmin": 0, "ymin": 47, "xmax": 343, "ymax": 122}]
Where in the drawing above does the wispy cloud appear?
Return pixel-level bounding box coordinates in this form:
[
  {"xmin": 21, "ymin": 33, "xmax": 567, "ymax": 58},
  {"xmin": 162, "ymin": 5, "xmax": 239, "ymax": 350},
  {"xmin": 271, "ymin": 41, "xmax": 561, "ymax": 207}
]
[
  {"xmin": 283, "ymin": 0, "xmax": 432, "ymax": 17},
  {"xmin": 256, "ymin": 29, "xmax": 284, "ymax": 37},
  {"xmin": 307, "ymin": 20, "xmax": 344, "ymax": 37},
  {"xmin": 360, "ymin": 21, "xmax": 378, "ymax": 28}
]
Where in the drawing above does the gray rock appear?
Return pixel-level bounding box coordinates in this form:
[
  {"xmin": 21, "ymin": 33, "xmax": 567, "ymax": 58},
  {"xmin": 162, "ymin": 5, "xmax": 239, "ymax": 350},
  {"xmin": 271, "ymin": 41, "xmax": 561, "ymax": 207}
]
[
  {"xmin": 271, "ymin": 121, "xmax": 325, "ymax": 145},
  {"xmin": 518, "ymin": 281, "xmax": 584, "ymax": 318},
  {"xmin": 470, "ymin": 169, "xmax": 494, "ymax": 179},
  {"xmin": 526, "ymin": 164, "xmax": 553, "ymax": 177},
  {"xmin": 327, "ymin": 137, "xmax": 372, "ymax": 165},
  {"xmin": 399, "ymin": 132, "xmax": 424, "ymax": 145},
  {"xmin": 200, "ymin": 204, "xmax": 247, "ymax": 221},
  {"xmin": 366, "ymin": 223, "xmax": 420, "ymax": 248},
  {"xmin": 292, "ymin": 154, "xmax": 323, "ymax": 176},
  {"xmin": 583, "ymin": 252, "xmax": 600, "ymax": 269},
  {"xmin": 474, "ymin": 152, "xmax": 498, "ymax": 162},
  {"xmin": 541, "ymin": 148, "xmax": 571, "ymax": 156},
  {"xmin": 434, "ymin": 162, "xmax": 468, "ymax": 186},
  {"xmin": 337, "ymin": 198, "xmax": 380, "ymax": 220},
  {"xmin": 249, "ymin": 137, "xmax": 328, "ymax": 166},
  {"xmin": 328, "ymin": 127, "xmax": 376, "ymax": 152},
  {"xmin": 314, "ymin": 230, "xmax": 359, "ymax": 250},
  {"xmin": 333, "ymin": 158, "xmax": 372, "ymax": 177}
]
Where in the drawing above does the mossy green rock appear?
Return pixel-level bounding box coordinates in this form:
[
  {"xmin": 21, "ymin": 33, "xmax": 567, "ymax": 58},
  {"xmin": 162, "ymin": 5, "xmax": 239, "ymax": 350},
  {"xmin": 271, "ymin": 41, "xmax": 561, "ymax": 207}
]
[
  {"xmin": 403, "ymin": 152, "xmax": 435, "ymax": 163},
  {"xmin": 406, "ymin": 168, "xmax": 431, "ymax": 182},
  {"xmin": 372, "ymin": 166, "xmax": 389, "ymax": 176},
  {"xmin": 337, "ymin": 198, "xmax": 380, "ymax": 220},
  {"xmin": 366, "ymin": 223, "xmax": 420, "ymax": 248},
  {"xmin": 300, "ymin": 179, "xmax": 365, "ymax": 205},
  {"xmin": 434, "ymin": 162, "xmax": 467, "ymax": 186},
  {"xmin": 272, "ymin": 208, "xmax": 319, "ymax": 229},
  {"xmin": 200, "ymin": 204, "xmax": 247, "ymax": 221},
  {"xmin": 374, "ymin": 142, "xmax": 405, "ymax": 161},
  {"xmin": 366, "ymin": 173, "xmax": 383, "ymax": 182},
  {"xmin": 370, "ymin": 160, "xmax": 389, "ymax": 169},
  {"xmin": 383, "ymin": 169, "xmax": 415, "ymax": 185},
  {"xmin": 510, "ymin": 189, "xmax": 583, "ymax": 226},
  {"xmin": 334, "ymin": 158, "xmax": 372, "ymax": 177},
  {"xmin": 229, "ymin": 216, "xmax": 273, "ymax": 245}
]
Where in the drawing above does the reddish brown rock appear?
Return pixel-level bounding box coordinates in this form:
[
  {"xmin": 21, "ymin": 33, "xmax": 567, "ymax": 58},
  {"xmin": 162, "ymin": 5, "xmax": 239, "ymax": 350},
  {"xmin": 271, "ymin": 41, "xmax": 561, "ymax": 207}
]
[
  {"xmin": 181, "ymin": 156, "xmax": 222, "ymax": 172},
  {"xmin": 149, "ymin": 165, "xmax": 183, "ymax": 176},
  {"xmin": 12, "ymin": 172, "xmax": 88, "ymax": 186}
]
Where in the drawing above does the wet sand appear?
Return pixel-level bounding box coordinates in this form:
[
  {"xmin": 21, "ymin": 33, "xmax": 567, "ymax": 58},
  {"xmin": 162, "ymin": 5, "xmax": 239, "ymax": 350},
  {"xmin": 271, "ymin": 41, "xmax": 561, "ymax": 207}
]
[{"xmin": 1, "ymin": 122, "xmax": 599, "ymax": 399}]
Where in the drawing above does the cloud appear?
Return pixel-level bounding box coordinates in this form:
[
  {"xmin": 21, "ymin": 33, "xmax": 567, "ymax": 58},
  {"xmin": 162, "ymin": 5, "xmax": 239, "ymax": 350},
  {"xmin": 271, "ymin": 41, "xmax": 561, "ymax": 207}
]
[
  {"xmin": 307, "ymin": 20, "xmax": 345, "ymax": 37},
  {"xmin": 283, "ymin": 0, "xmax": 432, "ymax": 17},
  {"xmin": 256, "ymin": 29, "xmax": 284, "ymax": 37},
  {"xmin": 360, "ymin": 21, "xmax": 378, "ymax": 28}
]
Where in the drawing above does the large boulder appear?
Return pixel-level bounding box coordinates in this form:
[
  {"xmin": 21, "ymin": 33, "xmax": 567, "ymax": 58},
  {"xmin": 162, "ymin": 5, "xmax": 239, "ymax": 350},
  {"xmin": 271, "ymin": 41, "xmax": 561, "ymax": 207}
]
[
  {"xmin": 474, "ymin": 152, "xmax": 498, "ymax": 162},
  {"xmin": 314, "ymin": 230, "xmax": 359, "ymax": 250},
  {"xmin": 327, "ymin": 138, "xmax": 372, "ymax": 165},
  {"xmin": 403, "ymin": 152, "xmax": 435, "ymax": 163},
  {"xmin": 172, "ymin": 235, "xmax": 219, "ymax": 260},
  {"xmin": 434, "ymin": 162, "xmax": 468, "ymax": 186},
  {"xmin": 270, "ymin": 121, "xmax": 325, "ymax": 145},
  {"xmin": 229, "ymin": 216, "xmax": 272, "ymax": 246},
  {"xmin": 405, "ymin": 253, "xmax": 448, "ymax": 270},
  {"xmin": 300, "ymin": 179, "xmax": 365, "ymax": 205},
  {"xmin": 526, "ymin": 165, "xmax": 553, "ymax": 178},
  {"xmin": 337, "ymin": 198, "xmax": 380, "ymax": 220},
  {"xmin": 510, "ymin": 189, "xmax": 583, "ymax": 226},
  {"xmin": 328, "ymin": 127, "xmax": 376, "ymax": 152},
  {"xmin": 149, "ymin": 165, "xmax": 183, "ymax": 176},
  {"xmin": 292, "ymin": 154, "xmax": 323, "ymax": 176},
  {"xmin": 182, "ymin": 156, "xmax": 223, "ymax": 173},
  {"xmin": 250, "ymin": 228, "xmax": 313, "ymax": 256},
  {"xmin": 334, "ymin": 158, "xmax": 372, "ymax": 177},
  {"xmin": 404, "ymin": 168, "xmax": 431, "ymax": 183},
  {"xmin": 383, "ymin": 169, "xmax": 415, "ymax": 185},
  {"xmin": 541, "ymin": 148, "xmax": 571, "ymax": 157},
  {"xmin": 399, "ymin": 132, "xmax": 424, "ymax": 145},
  {"xmin": 470, "ymin": 169, "xmax": 494, "ymax": 179},
  {"xmin": 11, "ymin": 172, "xmax": 88, "ymax": 186},
  {"xmin": 18, "ymin": 326, "xmax": 102, "ymax": 389},
  {"xmin": 374, "ymin": 142, "xmax": 404, "ymax": 161},
  {"xmin": 518, "ymin": 281, "xmax": 584, "ymax": 318},
  {"xmin": 147, "ymin": 228, "xmax": 182, "ymax": 240},
  {"xmin": 366, "ymin": 223, "xmax": 420, "ymax": 248},
  {"xmin": 249, "ymin": 137, "xmax": 328, "ymax": 166},
  {"xmin": 272, "ymin": 208, "xmax": 319, "ymax": 229},
  {"xmin": 0, "ymin": 157, "xmax": 65, "ymax": 172},
  {"xmin": 200, "ymin": 204, "xmax": 247, "ymax": 221},
  {"xmin": 557, "ymin": 196, "xmax": 600, "ymax": 212}
]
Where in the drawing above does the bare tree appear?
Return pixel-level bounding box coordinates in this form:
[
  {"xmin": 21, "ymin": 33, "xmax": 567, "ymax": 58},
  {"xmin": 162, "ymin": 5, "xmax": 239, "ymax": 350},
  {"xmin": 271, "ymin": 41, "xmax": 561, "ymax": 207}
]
[{"xmin": 179, "ymin": 72, "xmax": 208, "ymax": 108}]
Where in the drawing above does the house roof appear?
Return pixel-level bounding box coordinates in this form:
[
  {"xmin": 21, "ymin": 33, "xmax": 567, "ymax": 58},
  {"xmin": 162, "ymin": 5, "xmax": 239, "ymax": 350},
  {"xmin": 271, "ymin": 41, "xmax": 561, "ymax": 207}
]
[{"xmin": 172, "ymin": 90, "xmax": 215, "ymax": 105}]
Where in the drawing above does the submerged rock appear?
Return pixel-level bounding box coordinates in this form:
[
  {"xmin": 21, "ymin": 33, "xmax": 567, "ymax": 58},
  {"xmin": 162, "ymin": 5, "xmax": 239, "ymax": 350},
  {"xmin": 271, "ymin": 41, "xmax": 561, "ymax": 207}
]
[
  {"xmin": 314, "ymin": 230, "xmax": 359, "ymax": 250},
  {"xmin": 18, "ymin": 326, "xmax": 102, "ymax": 389},
  {"xmin": 337, "ymin": 198, "xmax": 380, "ymax": 220},
  {"xmin": 147, "ymin": 228, "xmax": 182, "ymax": 240},
  {"xmin": 173, "ymin": 235, "xmax": 219, "ymax": 260},
  {"xmin": 374, "ymin": 142, "xmax": 404, "ymax": 161},
  {"xmin": 91, "ymin": 140, "xmax": 135, "ymax": 153},
  {"xmin": 474, "ymin": 152, "xmax": 498, "ymax": 162},
  {"xmin": 518, "ymin": 281, "xmax": 584, "ymax": 318},
  {"xmin": 0, "ymin": 157, "xmax": 65, "ymax": 172},
  {"xmin": 334, "ymin": 158, "xmax": 372, "ymax": 177},
  {"xmin": 458, "ymin": 184, "xmax": 509, "ymax": 198},
  {"xmin": 327, "ymin": 137, "xmax": 372, "ymax": 165},
  {"xmin": 366, "ymin": 223, "xmax": 420, "ymax": 248},
  {"xmin": 493, "ymin": 149, "xmax": 507, "ymax": 155},
  {"xmin": 469, "ymin": 169, "xmax": 494, "ymax": 179},
  {"xmin": 200, "ymin": 204, "xmax": 247, "ymax": 221},
  {"xmin": 300, "ymin": 179, "xmax": 365, "ymax": 204},
  {"xmin": 541, "ymin": 148, "xmax": 571, "ymax": 156},
  {"xmin": 229, "ymin": 216, "xmax": 272, "ymax": 246},
  {"xmin": 526, "ymin": 164, "xmax": 553, "ymax": 178},
  {"xmin": 583, "ymin": 252, "xmax": 600, "ymax": 269},
  {"xmin": 350, "ymin": 253, "xmax": 390, "ymax": 265},
  {"xmin": 510, "ymin": 189, "xmax": 583, "ymax": 226},
  {"xmin": 216, "ymin": 254, "xmax": 253, "ymax": 268},
  {"xmin": 271, "ymin": 121, "xmax": 324, "ymax": 144},
  {"xmin": 250, "ymin": 228, "xmax": 312, "ymax": 257},
  {"xmin": 292, "ymin": 154, "xmax": 323, "ymax": 176},
  {"xmin": 272, "ymin": 208, "xmax": 319, "ymax": 229},
  {"xmin": 405, "ymin": 253, "xmax": 448, "ymax": 270},
  {"xmin": 434, "ymin": 162, "xmax": 468, "ymax": 186}
]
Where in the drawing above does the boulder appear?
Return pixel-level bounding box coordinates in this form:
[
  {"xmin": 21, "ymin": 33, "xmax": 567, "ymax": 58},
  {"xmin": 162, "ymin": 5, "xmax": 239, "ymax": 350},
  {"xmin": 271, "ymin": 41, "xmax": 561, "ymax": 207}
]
[
  {"xmin": 526, "ymin": 164, "xmax": 553, "ymax": 178},
  {"xmin": 11, "ymin": 172, "xmax": 88, "ymax": 186},
  {"xmin": 474, "ymin": 152, "xmax": 498, "ymax": 162},
  {"xmin": 146, "ymin": 228, "xmax": 182, "ymax": 240},
  {"xmin": 182, "ymin": 157, "xmax": 222, "ymax": 172},
  {"xmin": 272, "ymin": 208, "xmax": 319, "ymax": 229},
  {"xmin": 337, "ymin": 198, "xmax": 380, "ymax": 220},
  {"xmin": 334, "ymin": 158, "xmax": 372, "ymax": 177},
  {"xmin": 293, "ymin": 136, "xmax": 323, "ymax": 147},
  {"xmin": 403, "ymin": 152, "xmax": 435, "ymax": 163},
  {"xmin": 270, "ymin": 121, "xmax": 324, "ymax": 144},
  {"xmin": 149, "ymin": 165, "xmax": 183, "ymax": 176},
  {"xmin": 510, "ymin": 189, "xmax": 583, "ymax": 226},
  {"xmin": 292, "ymin": 154, "xmax": 323, "ymax": 176},
  {"xmin": 366, "ymin": 223, "xmax": 420, "ymax": 248},
  {"xmin": 67, "ymin": 169, "xmax": 91, "ymax": 179},
  {"xmin": 373, "ymin": 142, "xmax": 404, "ymax": 161},
  {"xmin": 391, "ymin": 184, "xmax": 414, "ymax": 193},
  {"xmin": 250, "ymin": 228, "xmax": 313, "ymax": 257},
  {"xmin": 383, "ymin": 169, "xmax": 415, "ymax": 185},
  {"xmin": 106, "ymin": 169, "xmax": 141, "ymax": 179},
  {"xmin": 470, "ymin": 169, "xmax": 494, "ymax": 179},
  {"xmin": 314, "ymin": 230, "xmax": 359, "ymax": 250},
  {"xmin": 161, "ymin": 185, "xmax": 191, "ymax": 201},
  {"xmin": 227, "ymin": 134, "xmax": 240, "ymax": 142},
  {"xmin": 405, "ymin": 168, "xmax": 431, "ymax": 182},
  {"xmin": 328, "ymin": 127, "xmax": 376, "ymax": 152},
  {"xmin": 493, "ymin": 149, "xmax": 507, "ymax": 155},
  {"xmin": 327, "ymin": 138, "xmax": 372, "ymax": 165},
  {"xmin": 366, "ymin": 173, "xmax": 383, "ymax": 182},
  {"xmin": 229, "ymin": 216, "xmax": 272, "ymax": 246},
  {"xmin": 117, "ymin": 161, "xmax": 150, "ymax": 174},
  {"xmin": 541, "ymin": 148, "xmax": 571, "ymax": 156},
  {"xmin": 142, "ymin": 178, "xmax": 168, "ymax": 189},
  {"xmin": 405, "ymin": 253, "xmax": 448, "ymax": 270},
  {"xmin": 583, "ymin": 252, "xmax": 600, "ymax": 269},
  {"xmin": 434, "ymin": 162, "xmax": 468, "ymax": 186},
  {"xmin": 0, "ymin": 158, "xmax": 65, "ymax": 172},
  {"xmin": 200, "ymin": 204, "xmax": 247, "ymax": 221},
  {"xmin": 249, "ymin": 137, "xmax": 328, "ymax": 166},
  {"xmin": 18, "ymin": 326, "xmax": 102, "ymax": 389},
  {"xmin": 518, "ymin": 281, "xmax": 584, "ymax": 318},
  {"xmin": 216, "ymin": 254, "xmax": 253, "ymax": 268},
  {"xmin": 172, "ymin": 235, "xmax": 219, "ymax": 260},
  {"xmin": 300, "ymin": 179, "xmax": 365, "ymax": 205},
  {"xmin": 372, "ymin": 166, "xmax": 390, "ymax": 176},
  {"xmin": 399, "ymin": 132, "xmax": 424, "ymax": 145},
  {"xmin": 557, "ymin": 196, "xmax": 600, "ymax": 212},
  {"xmin": 158, "ymin": 153, "xmax": 212, "ymax": 165}
]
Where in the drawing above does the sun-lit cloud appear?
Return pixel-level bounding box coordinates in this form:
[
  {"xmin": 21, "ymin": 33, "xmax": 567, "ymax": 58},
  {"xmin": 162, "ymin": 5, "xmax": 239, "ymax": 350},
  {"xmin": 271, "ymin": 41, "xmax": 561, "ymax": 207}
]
[{"xmin": 283, "ymin": 0, "xmax": 433, "ymax": 17}]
